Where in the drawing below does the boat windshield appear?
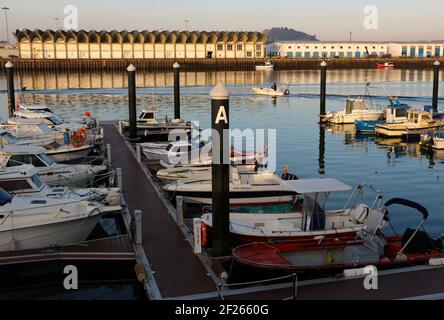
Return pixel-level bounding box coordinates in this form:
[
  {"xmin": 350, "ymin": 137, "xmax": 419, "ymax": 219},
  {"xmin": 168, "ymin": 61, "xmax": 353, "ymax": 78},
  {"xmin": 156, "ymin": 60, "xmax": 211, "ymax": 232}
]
[
  {"xmin": 0, "ymin": 187, "xmax": 13, "ymax": 206},
  {"xmin": 39, "ymin": 153, "xmax": 55, "ymax": 166},
  {"xmin": 0, "ymin": 132, "xmax": 18, "ymax": 144},
  {"xmin": 31, "ymin": 174, "xmax": 44, "ymax": 189},
  {"xmin": 48, "ymin": 116, "xmax": 63, "ymax": 125}
]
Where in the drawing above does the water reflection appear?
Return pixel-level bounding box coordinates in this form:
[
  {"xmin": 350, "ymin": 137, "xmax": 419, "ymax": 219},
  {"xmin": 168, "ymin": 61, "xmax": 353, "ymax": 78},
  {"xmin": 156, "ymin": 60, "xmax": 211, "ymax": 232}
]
[{"xmin": 2, "ymin": 68, "xmax": 444, "ymax": 91}]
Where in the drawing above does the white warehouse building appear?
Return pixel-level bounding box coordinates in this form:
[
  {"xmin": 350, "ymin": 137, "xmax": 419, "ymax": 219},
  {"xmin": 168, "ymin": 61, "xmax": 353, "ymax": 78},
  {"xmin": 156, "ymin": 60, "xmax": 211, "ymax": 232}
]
[{"xmin": 267, "ymin": 41, "xmax": 444, "ymax": 58}]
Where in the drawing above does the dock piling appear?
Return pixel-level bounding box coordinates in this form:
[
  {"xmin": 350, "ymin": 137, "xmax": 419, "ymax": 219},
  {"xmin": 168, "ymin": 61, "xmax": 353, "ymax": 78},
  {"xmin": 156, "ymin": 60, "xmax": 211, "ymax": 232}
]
[
  {"xmin": 117, "ymin": 167, "xmax": 123, "ymax": 191},
  {"xmin": 433, "ymin": 60, "xmax": 440, "ymax": 113},
  {"xmin": 193, "ymin": 218, "xmax": 202, "ymax": 254},
  {"xmin": 320, "ymin": 60, "xmax": 327, "ymax": 121},
  {"xmin": 210, "ymin": 83, "xmax": 231, "ymax": 257},
  {"xmin": 5, "ymin": 61, "xmax": 15, "ymax": 118},
  {"xmin": 134, "ymin": 210, "xmax": 143, "ymax": 245},
  {"xmin": 173, "ymin": 62, "xmax": 181, "ymax": 119},
  {"xmin": 106, "ymin": 143, "xmax": 112, "ymax": 166},
  {"xmin": 176, "ymin": 196, "xmax": 184, "ymax": 227},
  {"xmin": 136, "ymin": 144, "xmax": 141, "ymax": 163},
  {"xmin": 127, "ymin": 64, "xmax": 137, "ymax": 140}
]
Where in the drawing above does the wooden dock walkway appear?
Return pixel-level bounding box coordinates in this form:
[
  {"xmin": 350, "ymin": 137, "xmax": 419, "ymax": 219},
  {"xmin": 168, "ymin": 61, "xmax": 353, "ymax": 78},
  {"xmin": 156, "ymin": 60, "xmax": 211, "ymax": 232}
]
[
  {"xmin": 0, "ymin": 235, "xmax": 134, "ymax": 266},
  {"xmin": 102, "ymin": 123, "xmax": 217, "ymax": 299}
]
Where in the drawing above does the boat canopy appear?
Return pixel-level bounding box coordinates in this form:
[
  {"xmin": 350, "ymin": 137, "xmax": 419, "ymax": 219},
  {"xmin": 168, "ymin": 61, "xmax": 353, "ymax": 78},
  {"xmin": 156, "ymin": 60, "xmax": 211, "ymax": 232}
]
[
  {"xmin": 284, "ymin": 178, "xmax": 352, "ymax": 194},
  {"xmin": 384, "ymin": 198, "xmax": 429, "ymax": 220}
]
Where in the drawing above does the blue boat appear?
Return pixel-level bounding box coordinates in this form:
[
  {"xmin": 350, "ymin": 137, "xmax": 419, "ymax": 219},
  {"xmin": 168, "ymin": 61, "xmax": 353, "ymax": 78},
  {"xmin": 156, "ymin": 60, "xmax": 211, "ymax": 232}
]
[
  {"xmin": 355, "ymin": 120, "xmax": 383, "ymax": 133},
  {"xmin": 355, "ymin": 97, "xmax": 410, "ymax": 133}
]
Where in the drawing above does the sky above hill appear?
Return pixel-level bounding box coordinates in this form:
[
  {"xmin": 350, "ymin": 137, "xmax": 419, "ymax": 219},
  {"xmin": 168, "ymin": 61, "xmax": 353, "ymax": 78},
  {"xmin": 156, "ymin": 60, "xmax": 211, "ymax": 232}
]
[{"xmin": 2, "ymin": 0, "xmax": 443, "ymax": 42}]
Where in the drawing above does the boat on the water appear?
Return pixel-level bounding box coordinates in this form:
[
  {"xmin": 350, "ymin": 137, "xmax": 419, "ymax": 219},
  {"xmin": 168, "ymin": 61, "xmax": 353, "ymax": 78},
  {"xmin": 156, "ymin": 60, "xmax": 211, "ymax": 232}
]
[
  {"xmin": 255, "ymin": 60, "xmax": 274, "ymax": 71},
  {"xmin": 376, "ymin": 62, "xmax": 395, "ymax": 69},
  {"xmin": 0, "ymin": 145, "xmax": 107, "ymax": 187},
  {"xmin": 233, "ymin": 198, "xmax": 444, "ymax": 272},
  {"xmin": 0, "ymin": 187, "xmax": 113, "ymax": 251},
  {"xmin": 201, "ymin": 179, "xmax": 385, "ymax": 246},
  {"xmin": 375, "ymin": 109, "xmax": 441, "ymax": 139},
  {"xmin": 420, "ymin": 131, "xmax": 444, "ymax": 150},
  {"xmin": 355, "ymin": 97, "xmax": 410, "ymax": 133},
  {"xmin": 141, "ymin": 139, "xmax": 209, "ymax": 161},
  {"xmin": 120, "ymin": 108, "xmax": 192, "ymax": 141},
  {"xmin": 162, "ymin": 167, "xmax": 298, "ymax": 206},
  {"xmin": 0, "ymin": 165, "xmax": 121, "ymax": 209},
  {"xmin": 252, "ymin": 84, "xmax": 289, "ymax": 97}
]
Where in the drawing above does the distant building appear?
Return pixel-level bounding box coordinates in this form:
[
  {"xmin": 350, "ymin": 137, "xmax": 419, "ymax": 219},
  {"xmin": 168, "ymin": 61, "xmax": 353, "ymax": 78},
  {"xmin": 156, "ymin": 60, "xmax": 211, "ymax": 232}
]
[
  {"xmin": 14, "ymin": 29, "xmax": 266, "ymax": 59},
  {"xmin": 0, "ymin": 43, "xmax": 18, "ymax": 58},
  {"xmin": 267, "ymin": 41, "xmax": 444, "ymax": 58}
]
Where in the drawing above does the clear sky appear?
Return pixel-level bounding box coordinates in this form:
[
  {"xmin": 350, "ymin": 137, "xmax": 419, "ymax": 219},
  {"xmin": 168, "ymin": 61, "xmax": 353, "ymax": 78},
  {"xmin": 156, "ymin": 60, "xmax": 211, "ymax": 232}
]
[{"xmin": 1, "ymin": 0, "xmax": 443, "ymax": 42}]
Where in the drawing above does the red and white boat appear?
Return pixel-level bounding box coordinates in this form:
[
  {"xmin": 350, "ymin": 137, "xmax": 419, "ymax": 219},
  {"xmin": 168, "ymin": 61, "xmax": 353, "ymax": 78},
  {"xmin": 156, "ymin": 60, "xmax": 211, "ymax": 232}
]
[
  {"xmin": 233, "ymin": 198, "xmax": 444, "ymax": 272},
  {"xmin": 201, "ymin": 179, "xmax": 385, "ymax": 246},
  {"xmin": 376, "ymin": 62, "xmax": 395, "ymax": 69}
]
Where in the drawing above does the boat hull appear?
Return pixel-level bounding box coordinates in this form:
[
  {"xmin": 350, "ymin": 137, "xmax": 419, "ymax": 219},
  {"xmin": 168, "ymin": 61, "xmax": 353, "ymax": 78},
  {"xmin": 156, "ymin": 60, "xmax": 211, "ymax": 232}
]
[
  {"xmin": 255, "ymin": 66, "xmax": 274, "ymax": 71},
  {"xmin": 0, "ymin": 214, "xmax": 101, "ymax": 251},
  {"xmin": 47, "ymin": 145, "xmax": 93, "ymax": 163},
  {"xmin": 355, "ymin": 120, "xmax": 383, "ymax": 133},
  {"xmin": 325, "ymin": 111, "xmax": 383, "ymax": 124}
]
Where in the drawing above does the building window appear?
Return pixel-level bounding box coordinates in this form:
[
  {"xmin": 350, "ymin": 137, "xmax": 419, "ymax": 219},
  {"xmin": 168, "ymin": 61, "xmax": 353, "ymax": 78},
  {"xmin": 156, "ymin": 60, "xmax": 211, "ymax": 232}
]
[
  {"xmin": 331, "ymin": 46, "xmax": 335, "ymax": 49},
  {"xmin": 256, "ymin": 44, "xmax": 262, "ymax": 51},
  {"xmin": 348, "ymin": 46, "xmax": 351, "ymax": 49},
  {"xmin": 340, "ymin": 46, "xmax": 343, "ymax": 49},
  {"xmin": 356, "ymin": 46, "xmax": 360, "ymax": 49},
  {"xmin": 306, "ymin": 46, "xmax": 309, "ymax": 49},
  {"xmin": 246, "ymin": 51, "xmax": 252, "ymax": 57},
  {"xmin": 288, "ymin": 46, "xmax": 292, "ymax": 49},
  {"xmin": 313, "ymin": 52, "xmax": 320, "ymax": 58},
  {"xmin": 314, "ymin": 46, "xmax": 318, "ymax": 49},
  {"xmin": 217, "ymin": 44, "xmax": 223, "ymax": 51},
  {"xmin": 297, "ymin": 46, "xmax": 300, "ymax": 49},
  {"xmin": 295, "ymin": 52, "xmax": 302, "ymax": 58},
  {"xmin": 304, "ymin": 52, "xmax": 311, "ymax": 58},
  {"xmin": 347, "ymin": 52, "xmax": 353, "ymax": 58},
  {"xmin": 237, "ymin": 44, "xmax": 243, "ymax": 50},
  {"xmin": 227, "ymin": 44, "xmax": 233, "ymax": 51},
  {"xmin": 256, "ymin": 51, "xmax": 262, "ymax": 57}
]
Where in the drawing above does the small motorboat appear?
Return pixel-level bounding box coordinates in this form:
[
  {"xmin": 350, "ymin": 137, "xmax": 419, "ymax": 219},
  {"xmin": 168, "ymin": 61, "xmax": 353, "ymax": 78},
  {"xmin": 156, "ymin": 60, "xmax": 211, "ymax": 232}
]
[
  {"xmin": 120, "ymin": 108, "xmax": 192, "ymax": 141},
  {"xmin": 252, "ymin": 85, "xmax": 290, "ymax": 97},
  {"xmin": 0, "ymin": 145, "xmax": 107, "ymax": 187},
  {"xmin": 376, "ymin": 109, "xmax": 441, "ymax": 140},
  {"xmin": 233, "ymin": 198, "xmax": 444, "ymax": 272},
  {"xmin": 141, "ymin": 139, "xmax": 209, "ymax": 162},
  {"xmin": 0, "ymin": 165, "xmax": 121, "ymax": 209},
  {"xmin": 420, "ymin": 131, "xmax": 444, "ymax": 150},
  {"xmin": 322, "ymin": 83, "xmax": 384, "ymax": 124},
  {"xmin": 376, "ymin": 62, "xmax": 395, "ymax": 69},
  {"xmin": 156, "ymin": 166, "xmax": 211, "ymax": 182},
  {"xmin": 159, "ymin": 148, "xmax": 264, "ymax": 170},
  {"xmin": 255, "ymin": 60, "xmax": 274, "ymax": 71},
  {"xmin": 0, "ymin": 188, "xmax": 115, "ymax": 251},
  {"xmin": 355, "ymin": 97, "xmax": 410, "ymax": 133},
  {"xmin": 162, "ymin": 167, "xmax": 298, "ymax": 207},
  {"xmin": 201, "ymin": 179, "xmax": 385, "ymax": 246}
]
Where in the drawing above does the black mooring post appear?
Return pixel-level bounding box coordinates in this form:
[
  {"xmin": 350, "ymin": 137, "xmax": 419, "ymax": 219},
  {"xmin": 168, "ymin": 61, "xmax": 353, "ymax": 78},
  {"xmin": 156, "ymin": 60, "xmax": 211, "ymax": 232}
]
[
  {"xmin": 127, "ymin": 64, "xmax": 137, "ymax": 140},
  {"xmin": 318, "ymin": 125, "xmax": 325, "ymax": 175},
  {"xmin": 5, "ymin": 61, "xmax": 15, "ymax": 118},
  {"xmin": 432, "ymin": 60, "xmax": 440, "ymax": 114},
  {"xmin": 320, "ymin": 60, "xmax": 327, "ymax": 121},
  {"xmin": 210, "ymin": 83, "xmax": 230, "ymax": 257},
  {"xmin": 173, "ymin": 62, "xmax": 181, "ymax": 119}
]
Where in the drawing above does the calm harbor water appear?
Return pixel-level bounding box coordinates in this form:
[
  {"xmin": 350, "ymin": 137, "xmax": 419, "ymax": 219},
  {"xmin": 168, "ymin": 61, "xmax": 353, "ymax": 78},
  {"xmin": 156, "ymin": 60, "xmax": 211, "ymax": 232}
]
[{"xmin": 1, "ymin": 68, "xmax": 444, "ymax": 297}]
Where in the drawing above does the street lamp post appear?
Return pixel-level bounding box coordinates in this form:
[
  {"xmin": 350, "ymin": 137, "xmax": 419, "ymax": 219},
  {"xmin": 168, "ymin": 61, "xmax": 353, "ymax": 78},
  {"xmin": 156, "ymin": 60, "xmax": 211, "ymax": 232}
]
[{"xmin": 2, "ymin": 7, "xmax": 10, "ymax": 44}]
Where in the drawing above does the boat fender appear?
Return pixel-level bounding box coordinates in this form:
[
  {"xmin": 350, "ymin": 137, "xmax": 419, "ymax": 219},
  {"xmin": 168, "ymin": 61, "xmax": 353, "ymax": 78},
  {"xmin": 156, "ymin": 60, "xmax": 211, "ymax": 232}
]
[
  {"xmin": 429, "ymin": 258, "xmax": 444, "ymax": 266},
  {"xmin": 284, "ymin": 89, "xmax": 290, "ymax": 96},
  {"xmin": 134, "ymin": 263, "xmax": 146, "ymax": 282},
  {"xmin": 201, "ymin": 223, "xmax": 208, "ymax": 247}
]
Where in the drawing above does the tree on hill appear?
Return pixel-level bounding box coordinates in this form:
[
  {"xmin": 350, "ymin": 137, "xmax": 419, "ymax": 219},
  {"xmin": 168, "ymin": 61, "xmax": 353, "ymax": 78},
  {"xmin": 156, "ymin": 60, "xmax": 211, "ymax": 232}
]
[{"xmin": 263, "ymin": 27, "xmax": 318, "ymax": 43}]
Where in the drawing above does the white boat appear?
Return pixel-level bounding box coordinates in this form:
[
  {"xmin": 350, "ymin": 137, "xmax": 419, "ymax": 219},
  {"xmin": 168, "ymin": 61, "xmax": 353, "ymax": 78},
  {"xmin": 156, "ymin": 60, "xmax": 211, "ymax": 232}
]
[
  {"xmin": 159, "ymin": 148, "xmax": 264, "ymax": 170},
  {"xmin": 0, "ymin": 128, "xmax": 94, "ymax": 163},
  {"xmin": 0, "ymin": 165, "xmax": 121, "ymax": 208},
  {"xmin": 201, "ymin": 179, "xmax": 385, "ymax": 245},
  {"xmin": 162, "ymin": 168, "xmax": 298, "ymax": 206},
  {"xmin": 323, "ymin": 98, "xmax": 384, "ymax": 124},
  {"xmin": 0, "ymin": 188, "xmax": 111, "ymax": 251},
  {"xmin": 252, "ymin": 85, "xmax": 289, "ymax": 97},
  {"xmin": 420, "ymin": 131, "xmax": 444, "ymax": 149},
  {"xmin": 255, "ymin": 60, "xmax": 274, "ymax": 71},
  {"xmin": 141, "ymin": 139, "xmax": 209, "ymax": 161},
  {"xmin": 0, "ymin": 145, "xmax": 107, "ymax": 187},
  {"xmin": 376, "ymin": 109, "xmax": 441, "ymax": 139}
]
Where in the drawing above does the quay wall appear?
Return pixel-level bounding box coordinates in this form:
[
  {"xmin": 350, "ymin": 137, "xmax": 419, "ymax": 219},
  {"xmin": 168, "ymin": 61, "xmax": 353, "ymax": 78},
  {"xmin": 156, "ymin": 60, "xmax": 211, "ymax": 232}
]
[{"xmin": 1, "ymin": 58, "xmax": 443, "ymax": 73}]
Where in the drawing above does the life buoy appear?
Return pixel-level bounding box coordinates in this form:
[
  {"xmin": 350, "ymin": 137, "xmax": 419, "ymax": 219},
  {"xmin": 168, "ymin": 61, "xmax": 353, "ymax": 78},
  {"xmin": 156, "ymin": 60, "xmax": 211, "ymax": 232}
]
[
  {"xmin": 72, "ymin": 130, "xmax": 86, "ymax": 148},
  {"xmin": 201, "ymin": 223, "xmax": 207, "ymax": 247}
]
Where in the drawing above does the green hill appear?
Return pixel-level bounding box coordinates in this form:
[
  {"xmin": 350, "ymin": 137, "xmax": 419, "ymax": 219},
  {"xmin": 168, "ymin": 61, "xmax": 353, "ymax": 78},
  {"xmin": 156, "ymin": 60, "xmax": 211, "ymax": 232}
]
[{"xmin": 264, "ymin": 27, "xmax": 318, "ymax": 43}]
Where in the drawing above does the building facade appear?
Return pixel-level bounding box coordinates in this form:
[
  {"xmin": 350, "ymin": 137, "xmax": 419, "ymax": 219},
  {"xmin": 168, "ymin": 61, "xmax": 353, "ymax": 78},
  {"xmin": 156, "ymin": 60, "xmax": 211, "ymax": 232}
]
[
  {"xmin": 267, "ymin": 41, "xmax": 444, "ymax": 58},
  {"xmin": 14, "ymin": 29, "xmax": 266, "ymax": 59}
]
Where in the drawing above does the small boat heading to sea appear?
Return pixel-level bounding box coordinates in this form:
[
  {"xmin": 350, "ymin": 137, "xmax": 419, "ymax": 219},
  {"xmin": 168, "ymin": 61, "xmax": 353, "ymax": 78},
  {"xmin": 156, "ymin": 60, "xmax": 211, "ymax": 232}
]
[
  {"xmin": 376, "ymin": 62, "xmax": 395, "ymax": 69},
  {"xmin": 255, "ymin": 60, "xmax": 274, "ymax": 71}
]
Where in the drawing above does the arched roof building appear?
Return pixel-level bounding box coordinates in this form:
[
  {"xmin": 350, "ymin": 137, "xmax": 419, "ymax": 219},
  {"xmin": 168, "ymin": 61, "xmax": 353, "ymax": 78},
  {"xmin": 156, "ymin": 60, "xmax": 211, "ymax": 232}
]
[{"xmin": 14, "ymin": 29, "xmax": 266, "ymax": 59}]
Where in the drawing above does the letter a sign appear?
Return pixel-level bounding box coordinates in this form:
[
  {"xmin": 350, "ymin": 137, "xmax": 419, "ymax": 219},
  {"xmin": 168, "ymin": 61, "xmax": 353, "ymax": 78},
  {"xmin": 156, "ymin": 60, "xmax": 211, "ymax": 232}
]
[{"xmin": 215, "ymin": 106, "xmax": 228, "ymax": 124}]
